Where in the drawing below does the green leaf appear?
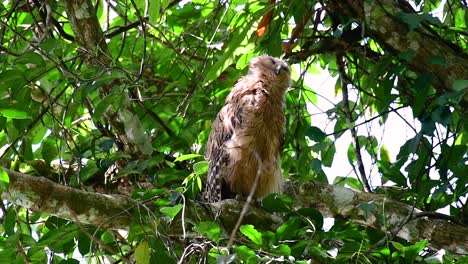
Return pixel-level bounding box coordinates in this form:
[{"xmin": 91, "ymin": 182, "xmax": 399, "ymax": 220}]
[
  {"xmin": 377, "ymin": 160, "xmax": 406, "ymax": 187},
  {"xmin": 193, "ymin": 161, "xmax": 208, "ymax": 174},
  {"xmin": 380, "ymin": 145, "xmax": 391, "ymax": 163},
  {"xmin": 453, "ymin": 79, "xmax": 468, "ymax": 91},
  {"xmin": 149, "ymin": 238, "xmax": 175, "ymax": 263},
  {"xmin": 4, "ymin": 207, "xmax": 16, "ymax": 235},
  {"xmin": 0, "ymin": 168, "xmax": 9, "ymax": 184},
  {"xmin": 78, "ymin": 232, "xmax": 91, "ymax": 256},
  {"xmin": 428, "ymin": 56, "xmax": 447, "ymax": 66},
  {"xmin": 0, "ymin": 70, "xmax": 27, "ymax": 93},
  {"xmin": 135, "ymin": 240, "xmax": 150, "ymax": 264},
  {"xmin": 239, "ymin": 225, "xmax": 262, "ymax": 246},
  {"xmin": 236, "ymin": 53, "xmax": 255, "ymax": 70},
  {"xmin": 80, "ymin": 160, "xmax": 99, "ymax": 182},
  {"xmin": 41, "ymin": 138, "xmax": 58, "ymax": 164},
  {"xmin": 101, "ymin": 230, "xmax": 115, "ymax": 244},
  {"xmin": 15, "ymin": 51, "xmax": 44, "ymax": 64},
  {"xmin": 309, "ymin": 246, "xmax": 332, "ymax": 259},
  {"xmin": 276, "ymin": 217, "xmax": 302, "ymax": 240},
  {"xmin": 333, "ymin": 176, "xmax": 363, "ymax": 190},
  {"xmin": 321, "ymin": 140, "xmax": 336, "ymax": 167},
  {"xmin": 38, "ymin": 224, "xmax": 80, "ymax": 253},
  {"xmin": 148, "ymin": 0, "xmax": 160, "ymax": 25},
  {"xmin": 399, "ymin": 12, "xmax": 421, "ymax": 30},
  {"xmin": 272, "ymin": 244, "xmax": 291, "ymax": 256},
  {"xmin": 262, "ymin": 194, "xmax": 292, "ymax": 213},
  {"xmin": 40, "ymin": 38, "xmax": 63, "ymax": 56},
  {"xmin": 402, "ymin": 239, "xmax": 427, "ymax": 262},
  {"xmin": 0, "ymin": 104, "xmax": 31, "ymax": 119},
  {"xmin": 0, "ymin": 168, "xmax": 9, "ymax": 193},
  {"xmin": 296, "ymin": 207, "xmax": 324, "ymax": 229},
  {"xmin": 203, "ymin": 17, "xmax": 254, "ymax": 84},
  {"xmin": 93, "ymin": 93, "xmax": 119, "ymax": 120},
  {"xmin": 357, "ymin": 201, "xmax": 377, "ymax": 218},
  {"xmin": 174, "ymin": 153, "xmax": 202, "ymax": 162},
  {"xmin": 193, "ymin": 221, "xmax": 222, "ymax": 243},
  {"xmin": 233, "ymin": 245, "xmax": 256, "ymax": 263},
  {"xmin": 305, "ymin": 126, "xmax": 327, "ymax": 142},
  {"xmin": 420, "ymin": 13, "xmax": 442, "ymax": 26},
  {"xmin": 347, "ymin": 142, "xmax": 356, "ymax": 165},
  {"xmin": 333, "ymin": 118, "xmax": 347, "ymax": 139},
  {"xmin": 160, "ymin": 204, "xmax": 183, "ymax": 219},
  {"xmin": 28, "ymin": 244, "xmax": 49, "ymax": 263}
]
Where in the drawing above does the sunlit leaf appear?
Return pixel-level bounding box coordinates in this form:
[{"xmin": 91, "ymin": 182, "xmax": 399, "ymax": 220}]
[
  {"xmin": 193, "ymin": 161, "xmax": 208, "ymax": 174},
  {"xmin": 273, "ymin": 244, "xmax": 291, "ymax": 256},
  {"xmin": 233, "ymin": 245, "xmax": 256, "ymax": 263},
  {"xmin": 193, "ymin": 221, "xmax": 222, "ymax": 243},
  {"xmin": 0, "ymin": 168, "xmax": 9, "ymax": 184},
  {"xmin": 174, "ymin": 154, "xmax": 202, "ymax": 162},
  {"xmin": 0, "ymin": 105, "xmax": 31, "ymax": 119},
  {"xmin": 160, "ymin": 204, "xmax": 183, "ymax": 220},
  {"xmin": 239, "ymin": 225, "xmax": 262, "ymax": 246},
  {"xmin": 135, "ymin": 240, "xmax": 150, "ymax": 264}
]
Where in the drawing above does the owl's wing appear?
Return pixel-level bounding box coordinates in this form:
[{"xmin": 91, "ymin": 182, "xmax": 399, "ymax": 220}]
[
  {"xmin": 204, "ymin": 104, "xmax": 235, "ymax": 203},
  {"xmin": 204, "ymin": 81, "xmax": 264, "ymax": 203}
]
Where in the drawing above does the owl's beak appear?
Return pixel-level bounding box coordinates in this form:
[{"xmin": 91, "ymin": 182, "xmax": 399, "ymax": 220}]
[{"xmin": 275, "ymin": 64, "xmax": 290, "ymax": 75}]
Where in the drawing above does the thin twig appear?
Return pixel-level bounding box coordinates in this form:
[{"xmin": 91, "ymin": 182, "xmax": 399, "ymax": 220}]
[
  {"xmin": 336, "ymin": 54, "xmax": 372, "ymax": 193},
  {"xmin": 180, "ymin": 193, "xmax": 187, "ymax": 239}
]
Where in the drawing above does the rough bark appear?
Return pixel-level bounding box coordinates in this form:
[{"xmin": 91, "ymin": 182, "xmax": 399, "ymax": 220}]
[
  {"xmin": 2, "ymin": 168, "xmax": 467, "ymax": 255},
  {"xmin": 291, "ymin": 182, "xmax": 468, "ymax": 255},
  {"xmin": 62, "ymin": 0, "xmax": 155, "ymax": 157},
  {"xmin": 328, "ymin": 0, "xmax": 468, "ymax": 103},
  {"xmin": 63, "ymin": 0, "xmax": 111, "ymax": 65},
  {"xmin": 1, "ymin": 168, "xmax": 136, "ymax": 229}
]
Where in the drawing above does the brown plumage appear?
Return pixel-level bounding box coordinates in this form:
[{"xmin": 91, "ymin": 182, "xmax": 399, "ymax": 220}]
[{"xmin": 204, "ymin": 55, "xmax": 290, "ymax": 203}]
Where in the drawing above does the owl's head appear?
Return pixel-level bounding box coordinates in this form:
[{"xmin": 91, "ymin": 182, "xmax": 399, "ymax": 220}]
[{"xmin": 248, "ymin": 55, "xmax": 290, "ymax": 91}]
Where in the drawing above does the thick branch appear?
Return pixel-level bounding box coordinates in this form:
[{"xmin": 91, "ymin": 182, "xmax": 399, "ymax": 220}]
[
  {"xmin": 289, "ymin": 182, "xmax": 468, "ymax": 255},
  {"xmin": 2, "ymin": 168, "xmax": 467, "ymax": 255},
  {"xmin": 1, "ymin": 168, "xmax": 135, "ymax": 229},
  {"xmin": 329, "ymin": 0, "xmax": 468, "ymax": 103},
  {"xmin": 63, "ymin": 0, "xmax": 111, "ymax": 65}
]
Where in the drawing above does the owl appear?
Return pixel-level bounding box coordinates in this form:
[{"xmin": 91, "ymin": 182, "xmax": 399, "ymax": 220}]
[{"xmin": 204, "ymin": 55, "xmax": 290, "ymax": 203}]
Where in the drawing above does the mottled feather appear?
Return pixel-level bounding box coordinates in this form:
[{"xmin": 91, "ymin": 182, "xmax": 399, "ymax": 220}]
[{"xmin": 204, "ymin": 56, "xmax": 290, "ymax": 203}]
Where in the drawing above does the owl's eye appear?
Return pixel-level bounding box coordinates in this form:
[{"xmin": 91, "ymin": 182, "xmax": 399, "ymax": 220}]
[{"xmin": 270, "ymin": 58, "xmax": 276, "ymax": 65}]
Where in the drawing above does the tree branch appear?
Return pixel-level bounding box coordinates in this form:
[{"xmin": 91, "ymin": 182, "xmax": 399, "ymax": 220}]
[
  {"xmin": 287, "ymin": 182, "xmax": 468, "ymax": 255},
  {"xmin": 1, "ymin": 168, "xmax": 136, "ymax": 229},
  {"xmin": 2, "ymin": 168, "xmax": 467, "ymax": 255},
  {"xmin": 63, "ymin": 0, "xmax": 111, "ymax": 66},
  {"xmin": 328, "ymin": 0, "xmax": 468, "ymax": 104},
  {"xmin": 336, "ymin": 54, "xmax": 372, "ymax": 192}
]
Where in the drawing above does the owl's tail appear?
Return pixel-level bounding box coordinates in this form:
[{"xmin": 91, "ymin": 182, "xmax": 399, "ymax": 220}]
[{"xmin": 203, "ymin": 159, "xmax": 222, "ymax": 203}]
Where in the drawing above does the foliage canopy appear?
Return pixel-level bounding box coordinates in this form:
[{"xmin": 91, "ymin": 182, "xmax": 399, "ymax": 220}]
[{"xmin": 0, "ymin": 0, "xmax": 467, "ymax": 263}]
